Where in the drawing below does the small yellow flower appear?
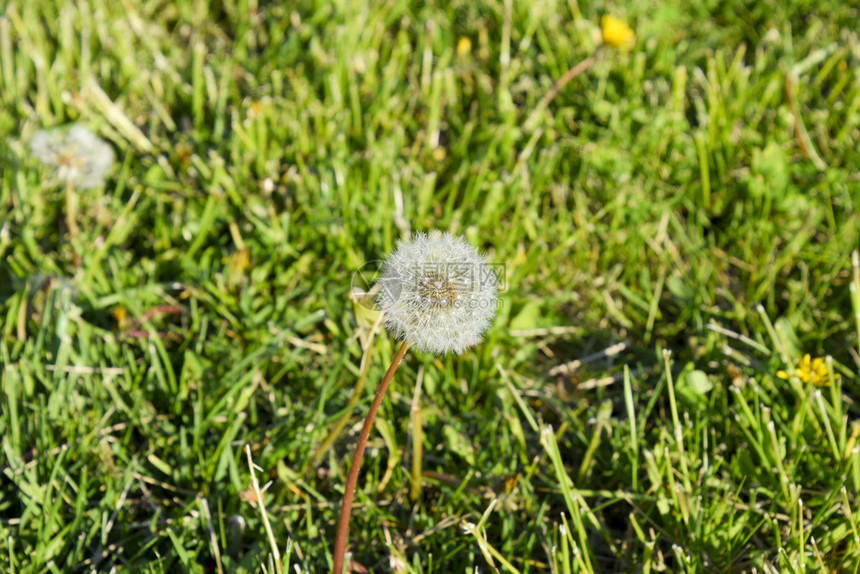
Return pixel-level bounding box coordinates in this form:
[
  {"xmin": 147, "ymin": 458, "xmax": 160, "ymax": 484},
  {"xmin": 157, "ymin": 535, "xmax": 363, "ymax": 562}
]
[
  {"xmin": 777, "ymin": 354, "xmax": 834, "ymax": 387},
  {"xmin": 248, "ymin": 100, "xmax": 264, "ymax": 120},
  {"xmin": 601, "ymin": 15, "xmax": 636, "ymax": 50},
  {"xmin": 456, "ymin": 36, "xmax": 472, "ymax": 58}
]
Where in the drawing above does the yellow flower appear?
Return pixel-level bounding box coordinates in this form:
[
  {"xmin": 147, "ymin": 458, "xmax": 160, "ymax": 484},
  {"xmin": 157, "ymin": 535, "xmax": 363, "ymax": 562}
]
[
  {"xmin": 601, "ymin": 15, "xmax": 636, "ymax": 50},
  {"xmin": 777, "ymin": 354, "xmax": 834, "ymax": 387},
  {"xmin": 457, "ymin": 36, "xmax": 472, "ymax": 58}
]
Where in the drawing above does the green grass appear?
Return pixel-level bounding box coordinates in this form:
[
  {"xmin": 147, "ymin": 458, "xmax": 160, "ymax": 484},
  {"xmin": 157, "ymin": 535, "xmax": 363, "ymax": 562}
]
[{"xmin": 1, "ymin": 0, "xmax": 860, "ymax": 572}]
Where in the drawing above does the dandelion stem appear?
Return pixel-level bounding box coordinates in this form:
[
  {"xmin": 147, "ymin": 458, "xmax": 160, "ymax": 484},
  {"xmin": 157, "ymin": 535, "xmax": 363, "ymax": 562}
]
[
  {"xmin": 524, "ymin": 53, "xmax": 597, "ymax": 130},
  {"xmin": 409, "ymin": 366, "xmax": 425, "ymax": 503},
  {"xmin": 65, "ymin": 181, "xmax": 79, "ymax": 239},
  {"xmin": 332, "ymin": 340, "xmax": 410, "ymax": 574},
  {"xmin": 539, "ymin": 55, "xmax": 596, "ymax": 109}
]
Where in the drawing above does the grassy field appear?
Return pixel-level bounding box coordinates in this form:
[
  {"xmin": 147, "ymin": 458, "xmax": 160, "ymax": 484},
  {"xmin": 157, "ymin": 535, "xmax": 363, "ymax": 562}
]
[{"xmin": 2, "ymin": 0, "xmax": 860, "ymax": 572}]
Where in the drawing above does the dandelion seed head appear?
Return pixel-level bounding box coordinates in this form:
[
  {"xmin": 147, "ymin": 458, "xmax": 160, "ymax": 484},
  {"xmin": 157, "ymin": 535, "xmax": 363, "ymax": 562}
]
[
  {"xmin": 376, "ymin": 231, "xmax": 499, "ymax": 355},
  {"xmin": 30, "ymin": 124, "xmax": 114, "ymax": 189}
]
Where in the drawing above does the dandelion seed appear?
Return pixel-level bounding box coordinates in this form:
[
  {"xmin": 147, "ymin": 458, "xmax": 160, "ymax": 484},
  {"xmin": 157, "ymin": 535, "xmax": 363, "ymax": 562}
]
[
  {"xmin": 30, "ymin": 124, "xmax": 114, "ymax": 189},
  {"xmin": 376, "ymin": 231, "xmax": 499, "ymax": 355},
  {"xmin": 601, "ymin": 15, "xmax": 636, "ymax": 50}
]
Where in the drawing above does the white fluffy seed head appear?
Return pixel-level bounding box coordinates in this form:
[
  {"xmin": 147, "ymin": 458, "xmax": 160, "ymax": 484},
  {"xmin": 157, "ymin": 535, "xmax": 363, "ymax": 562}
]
[
  {"xmin": 30, "ymin": 124, "xmax": 114, "ymax": 189},
  {"xmin": 375, "ymin": 231, "xmax": 499, "ymax": 355}
]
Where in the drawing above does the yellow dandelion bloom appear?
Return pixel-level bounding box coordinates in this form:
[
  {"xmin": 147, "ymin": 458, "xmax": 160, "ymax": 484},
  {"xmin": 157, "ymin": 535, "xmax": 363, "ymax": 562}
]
[
  {"xmin": 777, "ymin": 354, "xmax": 834, "ymax": 387},
  {"xmin": 601, "ymin": 15, "xmax": 636, "ymax": 50},
  {"xmin": 457, "ymin": 36, "xmax": 472, "ymax": 58}
]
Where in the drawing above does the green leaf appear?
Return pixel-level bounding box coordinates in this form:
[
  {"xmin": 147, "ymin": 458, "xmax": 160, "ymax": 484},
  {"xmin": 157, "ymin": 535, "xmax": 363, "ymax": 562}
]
[
  {"xmin": 675, "ymin": 369, "xmax": 713, "ymax": 409},
  {"xmin": 509, "ymin": 300, "xmax": 542, "ymax": 330},
  {"xmin": 443, "ymin": 424, "xmax": 476, "ymax": 466}
]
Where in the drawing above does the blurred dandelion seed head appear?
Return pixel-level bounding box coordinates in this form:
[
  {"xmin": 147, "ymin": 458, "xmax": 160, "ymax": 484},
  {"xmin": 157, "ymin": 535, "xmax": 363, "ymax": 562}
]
[
  {"xmin": 375, "ymin": 231, "xmax": 499, "ymax": 355},
  {"xmin": 601, "ymin": 15, "xmax": 636, "ymax": 50},
  {"xmin": 30, "ymin": 124, "xmax": 115, "ymax": 189}
]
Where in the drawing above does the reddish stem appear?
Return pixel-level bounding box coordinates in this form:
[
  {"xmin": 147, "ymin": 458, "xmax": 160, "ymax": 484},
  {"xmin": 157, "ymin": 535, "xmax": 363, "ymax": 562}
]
[
  {"xmin": 331, "ymin": 341, "xmax": 410, "ymax": 574},
  {"xmin": 539, "ymin": 54, "xmax": 596, "ymax": 109}
]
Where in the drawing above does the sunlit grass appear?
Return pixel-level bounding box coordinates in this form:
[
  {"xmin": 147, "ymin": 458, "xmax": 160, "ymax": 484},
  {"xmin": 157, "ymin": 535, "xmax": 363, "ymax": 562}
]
[{"xmin": 1, "ymin": 0, "xmax": 859, "ymax": 572}]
